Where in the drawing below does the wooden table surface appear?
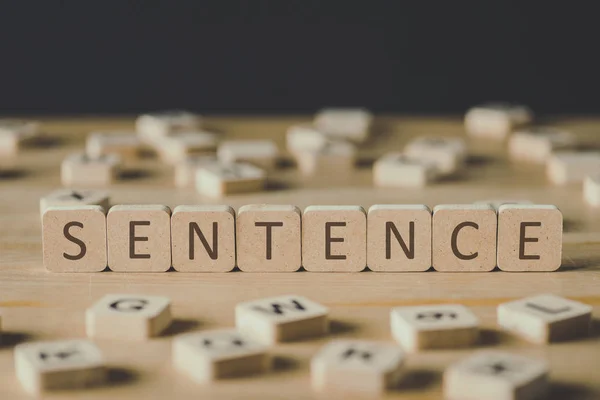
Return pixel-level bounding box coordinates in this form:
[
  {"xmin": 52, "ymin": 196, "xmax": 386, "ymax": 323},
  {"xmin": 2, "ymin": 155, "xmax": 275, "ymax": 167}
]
[{"xmin": 0, "ymin": 116, "xmax": 599, "ymax": 399}]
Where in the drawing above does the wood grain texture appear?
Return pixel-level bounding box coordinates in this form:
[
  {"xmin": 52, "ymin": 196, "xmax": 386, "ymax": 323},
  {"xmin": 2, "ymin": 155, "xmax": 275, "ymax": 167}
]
[{"xmin": 0, "ymin": 116, "xmax": 599, "ymax": 399}]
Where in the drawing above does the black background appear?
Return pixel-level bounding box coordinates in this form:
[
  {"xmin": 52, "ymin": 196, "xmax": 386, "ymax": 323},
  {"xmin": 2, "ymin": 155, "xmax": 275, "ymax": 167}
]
[{"xmin": 1, "ymin": 2, "xmax": 599, "ymax": 115}]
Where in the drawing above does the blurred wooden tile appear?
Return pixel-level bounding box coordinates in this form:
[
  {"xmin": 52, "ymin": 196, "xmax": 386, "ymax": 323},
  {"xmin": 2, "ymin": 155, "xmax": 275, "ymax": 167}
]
[
  {"xmin": 136, "ymin": 110, "xmax": 201, "ymax": 142},
  {"xmin": 314, "ymin": 108, "xmax": 372, "ymax": 143},
  {"xmin": 373, "ymin": 152, "xmax": 438, "ymax": 187},
  {"xmin": 61, "ymin": 153, "xmax": 121, "ymax": 186},
  {"xmin": 157, "ymin": 131, "xmax": 218, "ymax": 164},
  {"xmin": 547, "ymin": 151, "xmax": 600, "ymax": 185},
  {"xmin": 286, "ymin": 124, "xmax": 328, "ymax": 153},
  {"xmin": 404, "ymin": 136, "xmax": 467, "ymax": 175},
  {"xmin": 86, "ymin": 131, "xmax": 142, "ymax": 160},
  {"xmin": 40, "ymin": 189, "xmax": 110, "ymax": 217},
  {"xmin": 465, "ymin": 103, "xmax": 532, "ymax": 139},
  {"xmin": 294, "ymin": 140, "xmax": 356, "ymax": 176},
  {"xmin": 583, "ymin": 173, "xmax": 600, "ymax": 206},
  {"xmin": 0, "ymin": 119, "xmax": 40, "ymax": 156},
  {"xmin": 509, "ymin": 127, "xmax": 576, "ymax": 163},
  {"xmin": 217, "ymin": 139, "xmax": 279, "ymax": 170},
  {"xmin": 195, "ymin": 162, "xmax": 266, "ymax": 198},
  {"xmin": 174, "ymin": 155, "xmax": 218, "ymax": 188}
]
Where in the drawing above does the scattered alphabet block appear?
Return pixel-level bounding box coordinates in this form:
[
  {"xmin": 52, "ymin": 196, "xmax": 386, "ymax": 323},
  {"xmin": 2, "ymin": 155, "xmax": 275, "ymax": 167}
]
[
  {"xmin": 547, "ymin": 151, "xmax": 600, "ymax": 185},
  {"xmin": 86, "ymin": 132, "xmax": 142, "ymax": 160},
  {"xmin": 314, "ymin": 108, "xmax": 372, "ymax": 143},
  {"xmin": 107, "ymin": 205, "xmax": 172, "ymax": 272},
  {"xmin": 15, "ymin": 339, "xmax": 106, "ymax": 395},
  {"xmin": 367, "ymin": 205, "xmax": 432, "ymax": 272},
  {"xmin": 86, "ymin": 293, "xmax": 172, "ymax": 340},
  {"xmin": 311, "ymin": 340, "xmax": 405, "ymax": 395},
  {"xmin": 497, "ymin": 204, "xmax": 562, "ymax": 272},
  {"xmin": 61, "ymin": 153, "xmax": 121, "ymax": 187},
  {"xmin": 42, "ymin": 206, "xmax": 107, "ymax": 272},
  {"xmin": 497, "ymin": 294, "xmax": 592, "ymax": 344},
  {"xmin": 584, "ymin": 173, "xmax": 600, "ymax": 207},
  {"xmin": 195, "ymin": 162, "xmax": 266, "ymax": 198},
  {"xmin": 174, "ymin": 155, "xmax": 217, "ymax": 188},
  {"xmin": 404, "ymin": 136, "xmax": 467, "ymax": 175},
  {"xmin": 444, "ymin": 351, "xmax": 548, "ymax": 400},
  {"xmin": 217, "ymin": 140, "xmax": 279, "ymax": 170},
  {"xmin": 0, "ymin": 119, "xmax": 40, "ymax": 156},
  {"xmin": 171, "ymin": 205, "xmax": 236, "ymax": 272},
  {"xmin": 373, "ymin": 152, "xmax": 438, "ymax": 187},
  {"xmin": 136, "ymin": 110, "xmax": 202, "ymax": 142},
  {"xmin": 173, "ymin": 329, "xmax": 269, "ymax": 383},
  {"xmin": 391, "ymin": 304, "xmax": 479, "ymax": 352},
  {"xmin": 237, "ymin": 204, "xmax": 301, "ymax": 272},
  {"xmin": 157, "ymin": 131, "xmax": 218, "ymax": 164},
  {"xmin": 235, "ymin": 295, "xmax": 329, "ymax": 344},
  {"xmin": 302, "ymin": 205, "xmax": 366, "ymax": 272},
  {"xmin": 464, "ymin": 103, "xmax": 533, "ymax": 139},
  {"xmin": 508, "ymin": 127, "xmax": 576, "ymax": 163},
  {"xmin": 286, "ymin": 124, "xmax": 328, "ymax": 153},
  {"xmin": 294, "ymin": 140, "xmax": 356, "ymax": 176},
  {"xmin": 40, "ymin": 189, "xmax": 110, "ymax": 217},
  {"xmin": 432, "ymin": 204, "xmax": 497, "ymax": 272}
]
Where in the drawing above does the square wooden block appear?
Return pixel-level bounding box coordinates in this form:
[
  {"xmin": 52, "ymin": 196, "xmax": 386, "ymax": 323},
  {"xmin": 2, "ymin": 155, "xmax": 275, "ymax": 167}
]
[
  {"xmin": 86, "ymin": 293, "xmax": 172, "ymax": 340},
  {"xmin": 0, "ymin": 119, "xmax": 40, "ymax": 156},
  {"xmin": 107, "ymin": 205, "xmax": 172, "ymax": 272},
  {"xmin": 367, "ymin": 205, "xmax": 432, "ymax": 272},
  {"xmin": 508, "ymin": 127, "xmax": 576, "ymax": 163},
  {"xmin": 195, "ymin": 162, "xmax": 266, "ymax": 198},
  {"xmin": 391, "ymin": 304, "xmax": 479, "ymax": 352},
  {"xmin": 173, "ymin": 329, "xmax": 269, "ymax": 383},
  {"xmin": 547, "ymin": 151, "xmax": 600, "ymax": 185},
  {"xmin": 61, "ymin": 153, "xmax": 121, "ymax": 187},
  {"xmin": 432, "ymin": 204, "xmax": 497, "ymax": 272},
  {"xmin": 174, "ymin": 155, "xmax": 217, "ymax": 188},
  {"xmin": 314, "ymin": 108, "xmax": 372, "ymax": 143},
  {"xmin": 217, "ymin": 140, "xmax": 279, "ymax": 170},
  {"xmin": 286, "ymin": 124, "xmax": 328, "ymax": 153},
  {"xmin": 464, "ymin": 103, "xmax": 532, "ymax": 139},
  {"xmin": 404, "ymin": 136, "xmax": 467, "ymax": 175},
  {"xmin": 136, "ymin": 110, "xmax": 202, "ymax": 142},
  {"xmin": 237, "ymin": 205, "xmax": 301, "ymax": 272},
  {"xmin": 373, "ymin": 152, "xmax": 438, "ymax": 187},
  {"xmin": 235, "ymin": 295, "xmax": 329, "ymax": 344},
  {"xmin": 497, "ymin": 204, "xmax": 562, "ymax": 272},
  {"xmin": 302, "ymin": 205, "xmax": 366, "ymax": 272},
  {"xmin": 171, "ymin": 205, "xmax": 236, "ymax": 272},
  {"xmin": 15, "ymin": 339, "xmax": 106, "ymax": 395},
  {"xmin": 42, "ymin": 206, "xmax": 107, "ymax": 272},
  {"xmin": 294, "ymin": 140, "xmax": 356, "ymax": 176},
  {"xmin": 497, "ymin": 294, "xmax": 592, "ymax": 344},
  {"xmin": 157, "ymin": 131, "xmax": 218, "ymax": 164},
  {"xmin": 85, "ymin": 131, "xmax": 142, "ymax": 160},
  {"xmin": 311, "ymin": 340, "xmax": 405, "ymax": 395},
  {"xmin": 584, "ymin": 173, "xmax": 600, "ymax": 207},
  {"xmin": 444, "ymin": 351, "xmax": 548, "ymax": 400},
  {"xmin": 40, "ymin": 189, "xmax": 110, "ymax": 217}
]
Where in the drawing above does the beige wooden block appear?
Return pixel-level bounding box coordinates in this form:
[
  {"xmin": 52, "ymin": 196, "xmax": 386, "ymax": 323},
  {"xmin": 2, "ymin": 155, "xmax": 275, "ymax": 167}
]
[
  {"xmin": 195, "ymin": 162, "xmax": 266, "ymax": 198},
  {"xmin": 173, "ymin": 329, "xmax": 269, "ymax": 383},
  {"xmin": 465, "ymin": 103, "xmax": 533, "ymax": 139},
  {"xmin": 61, "ymin": 153, "xmax": 121, "ymax": 187},
  {"xmin": 302, "ymin": 205, "xmax": 366, "ymax": 272},
  {"xmin": 404, "ymin": 136, "xmax": 467, "ymax": 175},
  {"xmin": 508, "ymin": 127, "xmax": 576, "ymax": 163},
  {"xmin": 235, "ymin": 295, "xmax": 329, "ymax": 344},
  {"xmin": 373, "ymin": 152, "xmax": 438, "ymax": 187},
  {"xmin": 15, "ymin": 339, "xmax": 106, "ymax": 395},
  {"xmin": 311, "ymin": 340, "xmax": 405, "ymax": 395},
  {"xmin": 294, "ymin": 140, "xmax": 356, "ymax": 176},
  {"xmin": 391, "ymin": 304, "xmax": 479, "ymax": 352},
  {"xmin": 546, "ymin": 151, "xmax": 600, "ymax": 185},
  {"xmin": 473, "ymin": 199, "xmax": 533, "ymax": 211},
  {"xmin": 174, "ymin": 155, "xmax": 217, "ymax": 188},
  {"xmin": 171, "ymin": 205, "xmax": 236, "ymax": 272},
  {"xmin": 432, "ymin": 204, "xmax": 497, "ymax": 272},
  {"xmin": 86, "ymin": 293, "xmax": 172, "ymax": 340},
  {"xmin": 42, "ymin": 206, "xmax": 107, "ymax": 272},
  {"xmin": 136, "ymin": 110, "xmax": 202, "ymax": 142},
  {"xmin": 237, "ymin": 205, "xmax": 301, "ymax": 272},
  {"xmin": 157, "ymin": 131, "xmax": 218, "ymax": 164},
  {"xmin": 367, "ymin": 205, "xmax": 431, "ymax": 272},
  {"xmin": 583, "ymin": 173, "xmax": 600, "ymax": 207},
  {"xmin": 217, "ymin": 140, "xmax": 279, "ymax": 170},
  {"xmin": 498, "ymin": 294, "xmax": 592, "ymax": 344},
  {"xmin": 107, "ymin": 205, "xmax": 172, "ymax": 272},
  {"xmin": 40, "ymin": 189, "xmax": 110, "ymax": 217},
  {"xmin": 497, "ymin": 204, "xmax": 562, "ymax": 272},
  {"xmin": 0, "ymin": 119, "xmax": 40, "ymax": 156},
  {"xmin": 85, "ymin": 131, "xmax": 142, "ymax": 160},
  {"xmin": 314, "ymin": 108, "xmax": 372, "ymax": 143},
  {"xmin": 286, "ymin": 124, "xmax": 328, "ymax": 153},
  {"xmin": 444, "ymin": 351, "xmax": 548, "ymax": 400}
]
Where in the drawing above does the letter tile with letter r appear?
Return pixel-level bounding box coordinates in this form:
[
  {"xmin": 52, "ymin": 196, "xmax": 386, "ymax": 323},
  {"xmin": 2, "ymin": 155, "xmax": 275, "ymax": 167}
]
[
  {"xmin": 172, "ymin": 329, "xmax": 269, "ymax": 383},
  {"xmin": 235, "ymin": 295, "xmax": 329, "ymax": 344},
  {"xmin": 311, "ymin": 340, "xmax": 405, "ymax": 395},
  {"xmin": 498, "ymin": 294, "xmax": 592, "ymax": 344}
]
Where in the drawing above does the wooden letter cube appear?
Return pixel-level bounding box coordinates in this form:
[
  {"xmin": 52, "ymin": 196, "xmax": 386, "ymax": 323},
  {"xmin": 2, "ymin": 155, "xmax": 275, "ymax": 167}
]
[
  {"xmin": 195, "ymin": 162, "xmax": 266, "ymax": 198},
  {"xmin": 404, "ymin": 136, "xmax": 467, "ymax": 175},
  {"xmin": 61, "ymin": 153, "xmax": 121, "ymax": 186},
  {"xmin": 86, "ymin": 132, "xmax": 142, "ymax": 160},
  {"xmin": 373, "ymin": 152, "xmax": 438, "ymax": 187},
  {"xmin": 217, "ymin": 140, "xmax": 279, "ymax": 170},
  {"xmin": 86, "ymin": 293, "xmax": 172, "ymax": 340},
  {"xmin": 174, "ymin": 155, "xmax": 217, "ymax": 188},
  {"xmin": 294, "ymin": 140, "xmax": 356, "ymax": 176},
  {"xmin": 136, "ymin": 110, "xmax": 202, "ymax": 142},
  {"xmin": 508, "ymin": 127, "xmax": 576, "ymax": 163},
  {"xmin": 547, "ymin": 151, "xmax": 600, "ymax": 185},
  {"xmin": 157, "ymin": 131, "xmax": 218, "ymax": 164},
  {"xmin": 314, "ymin": 108, "xmax": 372, "ymax": 143},
  {"xmin": 286, "ymin": 124, "xmax": 328, "ymax": 153},
  {"xmin": 0, "ymin": 119, "xmax": 39, "ymax": 156},
  {"xmin": 464, "ymin": 103, "xmax": 532, "ymax": 139},
  {"xmin": 40, "ymin": 189, "xmax": 110, "ymax": 218}
]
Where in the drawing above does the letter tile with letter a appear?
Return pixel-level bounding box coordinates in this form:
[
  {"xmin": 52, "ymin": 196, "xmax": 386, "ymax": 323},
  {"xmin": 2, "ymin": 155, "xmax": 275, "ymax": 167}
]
[
  {"xmin": 302, "ymin": 205, "xmax": 366, "ymax": 272},
  {"xmin": 235, "ymin": 295, "xmax": 329, "ymax": 344},
  {"xmin": 237, "ymin": 204, "xmax": 301, "ymax": 272},
  {"xmin": 107, "ymin": 205, "xmax": 172, "ymax": 272},
  {"xmin": 497, "ymin": 204, "xmax": 562, "ymax": 271},
  {"xmin": 433, "ymin": 204, "xmax": 497, "ymax": 272},
  {"xmin": 311, "ymin": 340, "xmax": 405, "ymax": 395},
  {"xmin": 15, "ymin": 339, "xmax": 106, "ymax": 395},
  {"xmin": 391, "ymin": 304, "xmax": 479, "ymax": 352},
  {"xmin": 497, "ymin": 294, "xmax": 592, "ymax": 344},
  {"xmin": 86, "ymin": 293, "xmax": 172, "ymax": 340},
  {"xmin": 171, "ymin": 205, "xmax": 235, "ymax": 272},
  {"xmin": 42, "ymin": 206, "xmax": 107, "ymax": 272},
  {"xmin": 173, "ymin": 329, "xmax": 269, "ymax": 383},
  {"xmin": 444, "ymin": 351, "xmax": 548, "ymax": 400}
]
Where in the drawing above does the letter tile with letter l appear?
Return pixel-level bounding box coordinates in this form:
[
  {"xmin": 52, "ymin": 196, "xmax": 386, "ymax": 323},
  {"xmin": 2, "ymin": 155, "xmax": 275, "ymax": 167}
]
[
  {"xmin": 497, "ymin": 294, "xmax": 592, "ymax": 344},
  {"xmin": 39, "ymin": 189, "xmax": 110, "ymax": 218},
  {"xmin": 171, "ymin": 205, "xmax": 235, "ymax": 272},
  {"xmin": 497, "ymin": 204, "xmax": 562, "ymax": 272},
  {"xmin": 237, "ymin": 204, "xmax": 301, "ymax": 272},
  {"xmin": 432, "ymin": 204, "xmax": 497, "ymax": 272},
  {"xmin": 443, "ymin": 351, "xmax": 548, "ymax": 400},
  {"xmin": 235, "ymin": 295, "xmax": 329, "ymax": 345},
  {"xmin": 173, "ymin": 329, "xmax": 270, "ymax": 383},
  {"xmin": 15, "ymin": 339, "xmax": 106, "ymax": 395},
  {"xmin": 302, "ymin": 205, "xmax": 366, "ymax": 272},
  {"xmin": 390, "ymin": 304, "xmax": 479, "ymax": 352},
  {"xmin": 107, "ymin": 205, "xmax": 172, "ymax": 272},
  {"xmin": 42, "ymin": 206, "xmax": 107, "ymax": 272},
  {"xmin": 86, "ymin": 294, "xmax": 172, "ymax": 340},
  {"xmin": 311, "ymin": 339, "xmax": 405, "ymax": 395}
]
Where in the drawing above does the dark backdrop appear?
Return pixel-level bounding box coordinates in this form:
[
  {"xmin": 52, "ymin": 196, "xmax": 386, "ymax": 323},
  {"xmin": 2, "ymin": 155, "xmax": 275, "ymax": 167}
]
[{"xmin": 1, "ymin": 2, "xmax": 599, "ymax": 115}]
